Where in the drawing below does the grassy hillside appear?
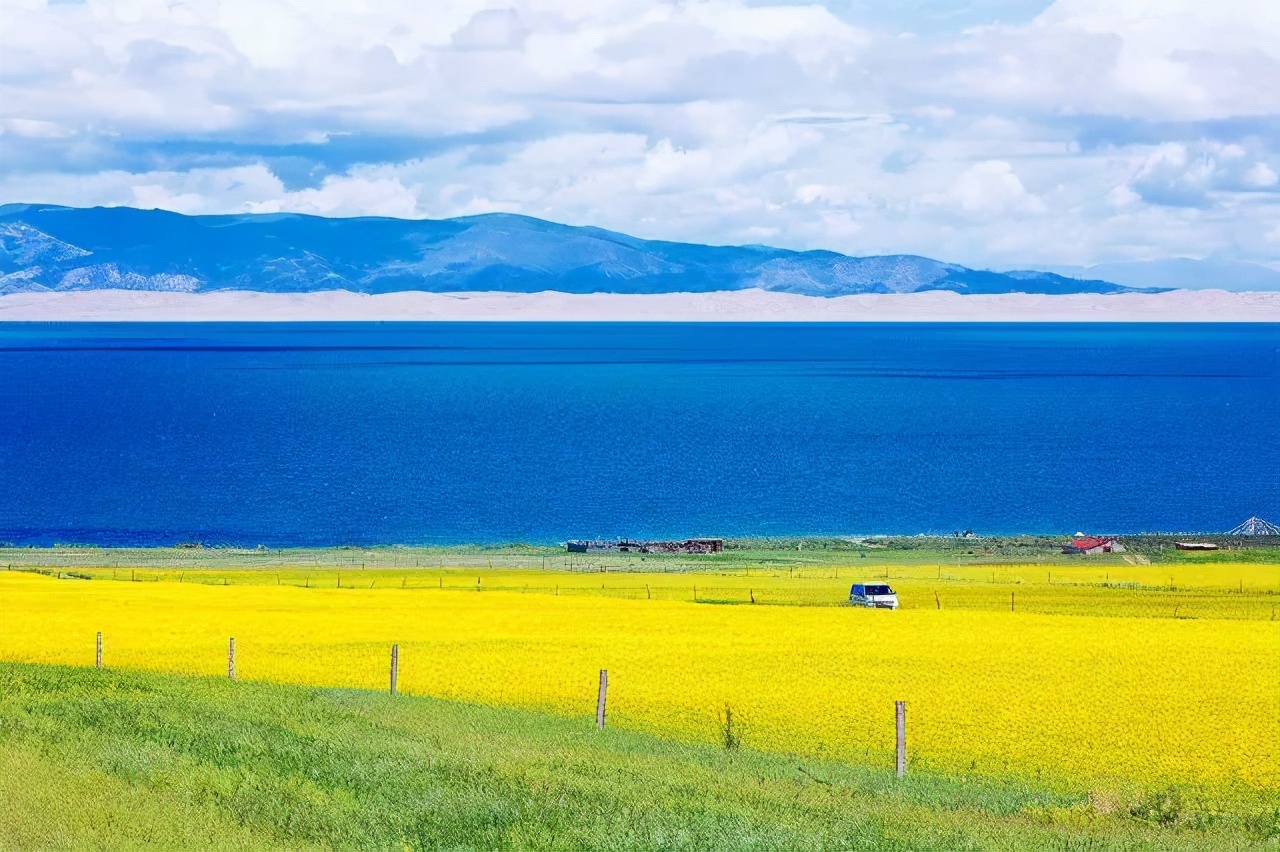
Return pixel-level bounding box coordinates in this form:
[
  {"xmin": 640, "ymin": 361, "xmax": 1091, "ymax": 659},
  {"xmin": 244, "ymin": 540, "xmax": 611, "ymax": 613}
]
[{"xmin": 0, "ymin": 663, "xmax": 1270, "ymax": 850}]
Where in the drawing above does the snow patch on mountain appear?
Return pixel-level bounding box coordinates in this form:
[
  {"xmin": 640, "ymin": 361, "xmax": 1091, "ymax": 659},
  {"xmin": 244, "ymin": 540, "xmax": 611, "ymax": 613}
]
[
  {"xmin": 57, "ymin": 264, "xmax": 201, "ymax": 292},
  {"xmin": 0, "ymin": 222, "xmax": 92, "ymax": 267}
]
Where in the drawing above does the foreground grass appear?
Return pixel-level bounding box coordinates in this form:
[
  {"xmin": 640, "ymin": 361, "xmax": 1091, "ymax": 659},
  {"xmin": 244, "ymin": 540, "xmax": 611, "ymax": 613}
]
[{"xmin": 0, "ymin": 663, "xmax": 1273, "ymax": 850}]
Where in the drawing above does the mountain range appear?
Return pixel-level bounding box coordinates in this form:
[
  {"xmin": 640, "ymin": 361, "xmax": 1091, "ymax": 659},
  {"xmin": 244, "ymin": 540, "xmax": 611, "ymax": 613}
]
[
  {"xmin": 0, "ymin": 204, "xmax": 1146, "ymax": 298},
  {"xmin": 1038, "ymin": 259, "xmax": 1280, "ymax": 293}
]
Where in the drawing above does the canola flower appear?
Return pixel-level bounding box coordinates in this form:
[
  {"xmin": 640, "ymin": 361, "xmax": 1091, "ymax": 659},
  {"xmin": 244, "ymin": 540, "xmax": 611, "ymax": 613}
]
[{"xmin": 1, "ymin": 569, "xmax": 1276, "ymax": 794}]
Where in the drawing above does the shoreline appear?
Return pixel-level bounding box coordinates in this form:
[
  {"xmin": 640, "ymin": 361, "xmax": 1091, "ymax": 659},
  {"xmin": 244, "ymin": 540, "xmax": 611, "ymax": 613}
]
[
  {"xmin": 2, "ymin": 287, "xmax": 1279, "ymax": 322},
  {"xmin": 3, "ymin": 532, "xmax": 1273, "ymax": 550}
]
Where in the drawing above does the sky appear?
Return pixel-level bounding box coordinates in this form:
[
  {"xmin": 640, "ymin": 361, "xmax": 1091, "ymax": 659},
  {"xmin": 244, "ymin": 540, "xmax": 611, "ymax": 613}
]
[{"xmin": 2, "ymin": 0, "xmax": 1279, "ymax": 270}]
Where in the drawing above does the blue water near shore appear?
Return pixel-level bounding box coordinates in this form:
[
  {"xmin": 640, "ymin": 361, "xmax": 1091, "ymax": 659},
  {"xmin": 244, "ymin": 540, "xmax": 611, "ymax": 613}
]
[{"xmin": 1, "ymin": 322, "xmax": 1277, "ymax": 545}]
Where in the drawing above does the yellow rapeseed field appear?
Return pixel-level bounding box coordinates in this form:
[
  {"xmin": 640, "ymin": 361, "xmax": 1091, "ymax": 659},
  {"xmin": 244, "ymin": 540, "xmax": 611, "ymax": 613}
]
[
  {"xmin": 1, "ymin": 568, "xmax": 1276, "ymax": 794},
  {"xmin": 18, "ymin": 556, "xmax": 1280, "ymax": 618}
]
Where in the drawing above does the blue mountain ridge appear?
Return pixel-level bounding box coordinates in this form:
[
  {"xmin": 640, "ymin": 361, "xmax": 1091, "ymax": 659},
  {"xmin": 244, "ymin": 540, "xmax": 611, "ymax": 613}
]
[{"xmin": 0, "ymin": 204, "xmax": 1140, "ymax": 297}]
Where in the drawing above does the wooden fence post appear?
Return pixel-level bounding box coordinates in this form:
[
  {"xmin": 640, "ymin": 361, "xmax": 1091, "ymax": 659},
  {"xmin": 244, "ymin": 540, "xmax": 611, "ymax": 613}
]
[
  {"xmin": 934, "ymin": 591, "xmax": 940, "ymax": 610},
  {"xmin": 228, "ymin": 637, "xmax": 236, "ymax": 681},
  {"xmin": 390, "ymin": 644, "xmax": 399, "ymax": 696},
  {"xmin": 596, "ymin": 669, "xmax": 608, "ymax": 730},
  {"xmin": 1011, "ymin": 591, "xmax": 1015, "ymax": 612},
  {"xmin": 96, "ymin": 632, "xmax": 103, "ymax": 669},
  {"xmin": 895, "ymin": 701, "xmax": 907, "ymax": 778}
]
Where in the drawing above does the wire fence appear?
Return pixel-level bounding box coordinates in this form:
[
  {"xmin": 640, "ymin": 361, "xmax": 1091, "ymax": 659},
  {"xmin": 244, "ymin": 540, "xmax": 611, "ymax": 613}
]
[{"xmin": 7, "ymin": 562, "xmax": 1278, "ymax": 621}]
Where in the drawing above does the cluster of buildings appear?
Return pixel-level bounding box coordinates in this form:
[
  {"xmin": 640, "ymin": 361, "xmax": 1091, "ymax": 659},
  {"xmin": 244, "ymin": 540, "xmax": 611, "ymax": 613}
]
[
  {"xmin": 1061, "ymin": 517, "xmax": 1277, "ymax": 555},
  {"xmin": 567, "ymin": 538, "xmax": 724, "ymax": 555},
  {"xmin": 565, "ymin": 518, "xmax": 1276, "ymax": 559}
]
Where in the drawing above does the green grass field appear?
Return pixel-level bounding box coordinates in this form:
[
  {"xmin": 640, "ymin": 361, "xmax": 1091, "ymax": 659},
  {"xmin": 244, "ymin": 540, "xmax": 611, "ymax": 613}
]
[{"xmin": 3, "ymin": 662, "xmax": 1275, "ymax": 850}]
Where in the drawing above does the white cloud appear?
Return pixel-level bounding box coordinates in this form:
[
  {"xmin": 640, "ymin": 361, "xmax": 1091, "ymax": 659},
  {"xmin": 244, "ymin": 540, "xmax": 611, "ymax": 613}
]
[
  {"xmin": 1, "ymin": 0, "xmax": 1278, "ymax": 267},
  {"xmin": 924, "ymin": 160, "xmax": 1045, "ymax": 217},
  {"xmin": 1243, "ymin": 163, "xmax": 1279, "ymax": 189},
  {"xmin": 1112, "ymin": 142, "xmax": 1280, "ymax": 208},
  {"xmin": 959, "ymin": 0, "xmax": 1280, "ymax": 120}
]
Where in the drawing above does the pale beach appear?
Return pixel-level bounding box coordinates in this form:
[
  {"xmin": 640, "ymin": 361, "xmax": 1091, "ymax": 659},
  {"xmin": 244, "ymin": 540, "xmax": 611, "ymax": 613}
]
[{"xmin": 3, "ymin": 287, "xmax": 1279, "ymax": 322}]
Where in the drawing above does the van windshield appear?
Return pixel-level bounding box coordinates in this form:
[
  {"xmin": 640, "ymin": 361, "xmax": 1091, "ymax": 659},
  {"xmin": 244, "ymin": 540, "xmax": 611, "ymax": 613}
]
[{"xmin": 864, "ymin": 585, "xmax": 893, "ymax": 596}]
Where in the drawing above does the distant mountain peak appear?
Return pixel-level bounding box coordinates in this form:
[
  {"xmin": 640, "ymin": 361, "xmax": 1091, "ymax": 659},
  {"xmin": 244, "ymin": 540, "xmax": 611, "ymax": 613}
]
[
  {"xmin": 0, "ymin": 204, "xmax": 1147, "ymax": 298},
  {"xmin": 1038, "ymin": 258, "xmax": 1280, "ymax": 293}
]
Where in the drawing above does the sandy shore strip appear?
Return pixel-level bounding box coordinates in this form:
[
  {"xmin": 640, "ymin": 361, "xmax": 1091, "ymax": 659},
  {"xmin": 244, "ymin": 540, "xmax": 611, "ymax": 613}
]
[{"xmin": 1, "ymin": 288, "xmax": 1278, "ymax": 322}]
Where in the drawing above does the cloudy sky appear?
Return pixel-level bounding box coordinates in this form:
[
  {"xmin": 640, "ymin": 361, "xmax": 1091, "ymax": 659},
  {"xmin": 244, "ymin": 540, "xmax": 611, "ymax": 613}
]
[{"xmin": 2, "ymin": 0, "xmax": 1278, "ymax": 269}]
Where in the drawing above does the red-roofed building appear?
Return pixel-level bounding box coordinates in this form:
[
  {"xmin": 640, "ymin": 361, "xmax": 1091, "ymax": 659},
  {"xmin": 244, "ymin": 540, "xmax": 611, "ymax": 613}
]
[{"xmin": 1061, "ymin": 535, "xmax": 1119, "ymax": 555}]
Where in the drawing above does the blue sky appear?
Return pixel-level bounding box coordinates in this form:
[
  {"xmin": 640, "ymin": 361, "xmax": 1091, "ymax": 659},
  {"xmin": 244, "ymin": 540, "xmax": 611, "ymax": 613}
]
[{"xmin": 2, "ymin": 0, "xmax": 1278, "ymax": 269}]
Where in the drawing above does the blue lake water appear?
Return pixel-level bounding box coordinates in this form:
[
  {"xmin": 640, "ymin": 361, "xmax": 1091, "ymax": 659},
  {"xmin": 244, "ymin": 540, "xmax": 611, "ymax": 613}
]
[{"xmin": 1, "ymin": 322, "xmax": 1277, "ymax": 545}]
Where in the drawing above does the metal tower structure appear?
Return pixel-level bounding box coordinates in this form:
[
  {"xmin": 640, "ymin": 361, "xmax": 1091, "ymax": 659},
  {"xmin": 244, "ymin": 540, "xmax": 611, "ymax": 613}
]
[{"xmin": 1226, "ymin": 516, "xmax": 1280, "ymax": 536}]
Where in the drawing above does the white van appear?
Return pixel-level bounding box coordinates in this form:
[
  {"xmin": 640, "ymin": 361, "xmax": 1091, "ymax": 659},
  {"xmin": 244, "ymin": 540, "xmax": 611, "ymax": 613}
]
[{"xmin": 849, "ymin": 583, "xmax": 899, "ymax": 609}]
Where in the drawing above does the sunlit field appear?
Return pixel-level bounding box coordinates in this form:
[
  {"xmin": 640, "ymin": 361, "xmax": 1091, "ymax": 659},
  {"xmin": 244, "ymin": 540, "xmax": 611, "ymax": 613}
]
[{"xmin": 3, "ymin": 555, "xmax": 1277, "ymax": 804}]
